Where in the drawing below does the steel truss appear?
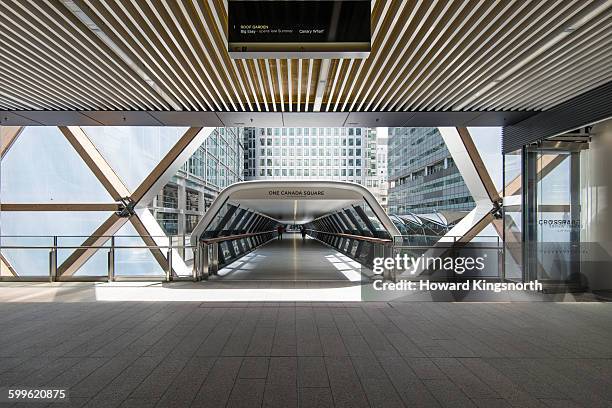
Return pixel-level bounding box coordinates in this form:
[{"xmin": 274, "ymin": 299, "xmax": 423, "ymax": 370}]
[{"xmin": 1, "ymin": 125, "xmax": 211, "ymax": 278}]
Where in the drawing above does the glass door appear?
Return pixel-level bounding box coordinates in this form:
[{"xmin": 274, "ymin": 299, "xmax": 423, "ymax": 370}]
[{"xmin": 524, "ymin": 142, "xmax": 584, "ymax": 285}]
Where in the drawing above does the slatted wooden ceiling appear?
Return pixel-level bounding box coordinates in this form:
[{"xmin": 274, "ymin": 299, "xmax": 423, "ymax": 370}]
[{"xmin": 0, "ymin": 0, "xmax": 610, "ymax": 113}]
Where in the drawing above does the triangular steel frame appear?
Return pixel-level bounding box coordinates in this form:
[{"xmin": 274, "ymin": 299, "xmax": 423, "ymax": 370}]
[{"xmin": 1, "ymin": 125, "xmax": 212, "ymax": 277}]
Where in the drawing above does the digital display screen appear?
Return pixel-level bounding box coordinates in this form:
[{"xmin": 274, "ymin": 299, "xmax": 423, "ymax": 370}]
[{"xmin": 227, "ymin": 0, "xmax": 371, "ymax": 58}]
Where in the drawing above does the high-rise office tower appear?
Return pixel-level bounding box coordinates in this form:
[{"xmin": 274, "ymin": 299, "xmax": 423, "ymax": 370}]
[
  {"xmin": 365, "ymin": 128, "xmax": 389, "ymax": 211},
  {"xmin": 387, "ymin": 127, "xmax": 474, "ymax": 215},
  {"xmin": 243, "ymin": 127, "xmax": 368, "ymax": 183},
  {"xmin": 242, "ymin": 127, "xmax": 389, "ymax": 207}
]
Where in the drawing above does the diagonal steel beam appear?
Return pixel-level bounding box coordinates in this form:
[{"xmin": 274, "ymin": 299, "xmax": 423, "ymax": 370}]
[
  {"xmin": 0, "ymin": 253, "xmax": 18, "ymax": 277},
  {"xmin": 438, "ymin": 127, "xmax": 500, "ymax": 243},
  {"xmin": 456, "ymin": 127, "xmax": 501, "ymax": 204},
  {"xmin": 504, "ymin": 153, "xmax": 566, "ymax": 197},
  {"xmin": 408, "ymin": 127, "xmax": 500, "ymax": 278},
  {"xmin": 59, "ymin": 126, "xmax": 131, "ymax": 200},
  {"xmin": 58, "ymin": 213, "xmax": 129, "ymax": 276},
  {"xmin": 132, "ymin": 127, "xmax": 206, "ymax": 206},
  {"xmin": 129, "ymin": 210, "xmax": 171, "ymax": 274},
  {"xmin": 58, "ymin": 126, "xmax": 211, "ymax": 277},
  {"xmin": 1, "ymin": 126, "xmax": 23, "ymax": 158},
  {"xmin": 55, "ymin": 125, "xmax": 134, "ymax": 276}
]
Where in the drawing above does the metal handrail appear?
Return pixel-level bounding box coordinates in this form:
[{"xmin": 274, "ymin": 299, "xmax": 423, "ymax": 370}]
[
  {"xmin": 388, "ymin": 244, "xmax": 502, "ymax": 250},
  {"xmin": 200, "ymin": 230, "xmax": 276, "ymax": 244},
  {"xmin": 0, "ymin": 235, "xmax": 175, "ymax": 238},
  {"xmin": 194, "ymin": 230, "xmax": 277, "ymax": 279},
  {"xmin": 306, "ymin": 229, "xmax": 392, "ymax": 244},
  {"xmin": 0, "ymin": 245, "xmax": 196, "ymax": 250}
]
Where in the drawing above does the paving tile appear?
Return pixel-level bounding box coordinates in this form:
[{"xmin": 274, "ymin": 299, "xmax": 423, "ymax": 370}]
[
  {"xmin": 239, "ymin": 357, "xmax": 270, "ymax": 379},
  {"xmin": 190, "ymin": 357, "xmax": 242, "ymax": 408},
  {"xmin": 226, "ymin": 378, "xmax": 266, "ymax": 408},
  {"xmin": 298, "ymin": 388, "xmax": 334, "ymax": 408},
  {"xmin": 324, "ymin": 356, "xmax": 369, "ymax": 408},
  {"xmin": 0, "ymin": 301, "xmax": 611, "ymax": 408},
  {"xmin": 298, "ymin": 356, "xmax": 329, "ymax": 388},
  {"xmin": 424, "ymin": 378, "xmax": 478, "ymax": 408},
  {"xmin": 155, "ymin": 356, "xmax": 216, "ymax": 408}
]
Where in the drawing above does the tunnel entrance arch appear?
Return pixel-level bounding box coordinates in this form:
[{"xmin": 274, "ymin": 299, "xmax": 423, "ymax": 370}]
[{"xmin": 190, "ymin": 180, "xmax": 399, "ymax": 279}]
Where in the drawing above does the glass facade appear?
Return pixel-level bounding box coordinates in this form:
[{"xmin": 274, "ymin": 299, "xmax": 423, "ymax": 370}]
[
  {"xmin": 243, "ymin": 127, "xmax": 369, "ymax": 184},
  {"xmin": 149, "ymin": 127, "xmax": 244, "ymax": 237},
  {"xmin": 387, "ymin": 127, "xmax": 474, "ymax": 215},
  {"xmin": 242, "ymin": 127, "xmax": 389, "ymax": 207},
  {"xmin": 503, "ymin": 118, "xmax": 612, "ymax": 292},
  {"xmin": 1, "ymin": 125, "xmax": 206, "ymax": 277}
]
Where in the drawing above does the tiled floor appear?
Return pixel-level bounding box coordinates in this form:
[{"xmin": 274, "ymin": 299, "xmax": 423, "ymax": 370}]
[
  {"xmin": 217, "ymin": 234, "xmax": 366, "ymax": 281},
  {"xmin": 0, "ymin": 302, "xmax": 611, "ymax": 407}
]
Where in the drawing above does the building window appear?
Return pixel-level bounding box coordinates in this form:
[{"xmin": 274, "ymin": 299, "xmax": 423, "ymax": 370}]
[
  {"xmin": 186, "ymin": 189, "xmax": 199, "ymax": 211},
  {"xmin": 157, "ymin": 212, "xmax": 178, "ymax": 235},
  {"xmin": 185, "ymin": 214, "xmax": 199, "ymax": 234},
  {"xmin": 159, "ymin": 184, "xmax": 178, "ymax": 209}
]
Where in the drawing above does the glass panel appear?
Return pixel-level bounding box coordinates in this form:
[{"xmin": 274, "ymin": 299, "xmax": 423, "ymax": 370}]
[
  {"xmin": 525, "ymin": 148, "xmax": 581, "ymax": 283},
  {"xmin": 536, "ymin": 153, "xmax": 576, "ymax": 281},
  {"xmin": 0, "ymin": 211, "xmax": 112, "ymax": 276},
  {"xmin": 504, "ymin": 148, "xmax": 523, "ymax": 280},
  {"xmin": 71, "ymin": 246, "xmax": 110, "ymax": 276},
  {"xmin": 82, "ymin": 126, "xmax": 188, "ymax": 191},
  {"xmin": 467, "ymin": 127, "xmax": 503, "ymax": 192},
  {"xmin": 1, "ymin": 127, "xmax": 113, "ymax": 203},
  {"xmin": 113, "ymin": 222, "xmax": 165, "ymax": 276}
]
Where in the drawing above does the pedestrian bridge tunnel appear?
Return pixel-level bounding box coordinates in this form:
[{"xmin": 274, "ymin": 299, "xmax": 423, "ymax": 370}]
[{"xmin": 190, "ymin": 181, "xmax": 400, "ymax": 279}]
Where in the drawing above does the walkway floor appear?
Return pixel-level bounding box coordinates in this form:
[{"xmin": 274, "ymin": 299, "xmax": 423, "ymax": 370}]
[
  {"xmin": 217, "ymin": 233, "xmax": 366, "ymax": 281},
  {"xmin": 0, "ymin": 302, "xmax": 611, "ymax": 407}
]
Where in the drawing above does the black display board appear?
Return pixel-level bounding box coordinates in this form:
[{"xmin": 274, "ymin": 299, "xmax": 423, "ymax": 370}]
[{"xmin": 227, "ymin": 0, "xmax": 371, "ymax": 58}]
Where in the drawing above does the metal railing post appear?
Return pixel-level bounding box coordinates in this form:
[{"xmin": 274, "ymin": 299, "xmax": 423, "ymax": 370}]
[
  {"xmin": 498, "ymin": 235, "xmax": 505, "ymax": 281},
  {"xmin": 192, "ymin": 243, "xmax": 198, "ymax": 282},
  {"xmin": 210, "ymin": 243, "xmax": 218, "ymax": 275},
  {"xmin": 166, "ymin": 244, "xmax": 173, "ymax": 282},
  {"xmin": 201, "ymin": 241, "xmax": 210, "ymax": 280},
  {"xmin": 49, "ymin": 236, "xmax": 58, "ymax": 282},
  {"xmin": 107, "ymin": 236, "xmax": 115, "ymax": 282},
  {"xmin": 182, "ymin": 234, "xmax": 186, "ymax": 260}
]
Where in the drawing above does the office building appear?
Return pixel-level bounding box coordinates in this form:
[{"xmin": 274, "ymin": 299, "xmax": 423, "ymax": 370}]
[
  {"xmin": 242, "ymin": 126, "xmax": 389, "ymax": 207},
  {"xmin": 149, "ymin": 127, "xmax": 244, "ymax": 236},
  {"xmin": 243, "ymin": 127, "xmax": 367, "ymax": 183},
  {"xmin": 387, "ymin": 127, "xmax": 474, "ymax": 215},
  {"xmin": 366, "ymin": 128, "xmax": 389, "ymax": 211}
]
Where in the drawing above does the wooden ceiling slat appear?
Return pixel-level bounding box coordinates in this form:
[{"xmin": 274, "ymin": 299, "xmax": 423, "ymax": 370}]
[
  {"xmin": 0, "ymin": 64, "xmax": 78, "ymax": 110},
  {"xmin": 446, "ymin": 0, "xmax": 597, "ymax": 110},
  {"xmin": 116, "ymin": 0, "xmax": 206, "ymax": 111},
  {"xmin": 138, "ymin": 0, "xmax": 212, "ymax": 110},
  {"xmin": 241, "ymin": 59, "xmax": 261, "ymax": 111},
  {"xmin": 0, "ymin": 41, "xmax": 99, "ymax": 110},
  {"xmin": 480, "ymin": 22, "xmax": 612, "ymax": 110},
  {"xmin": 304, "ymin": 59, "xmax": 313, "ymax": 112},
  {"xmin": 420, "ymin": 0, "xmax": 554, "ymax": 110},
  {"xmin": 194, "ymin": 0, "xmax": 246, "ymax": 110},
  {"xmin": 51, "ymin": 1, "xmax": 168, "ymax": 110},
  {"xmin": 507, "ymin": 41, "xmax": 612, "ymax": 110},
  {"xmin": 0, "ymin": 0, "xmax": 609, "ymax": 113},
  {"xmin": 75, "ymin": 0, "xmax": 187, "ymax": 109},
  {"xmin": 2, "ymin": 1, "xmax": 133, "ymax": 110},
  {"xmin": 403, "ymin": 0, "xmax": 531, "ymax": 111},
  {"xmin": 375, "ymin": 0, "xmax": 486, "ymax": 112},
  {"xmin": 530, "ymin": 62, "xmax": 612, "ymax": 110}
]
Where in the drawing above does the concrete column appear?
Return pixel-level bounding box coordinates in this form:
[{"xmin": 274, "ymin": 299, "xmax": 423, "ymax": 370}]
[
  {"xmin": 177, "ymin": 180, "xmax": 186, "ymax": 237},
  {"xmin": 580, "ymin": 119, "xmax": 612, "ymax": 291}
]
